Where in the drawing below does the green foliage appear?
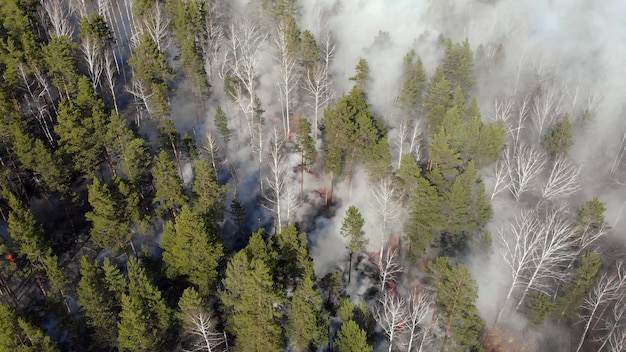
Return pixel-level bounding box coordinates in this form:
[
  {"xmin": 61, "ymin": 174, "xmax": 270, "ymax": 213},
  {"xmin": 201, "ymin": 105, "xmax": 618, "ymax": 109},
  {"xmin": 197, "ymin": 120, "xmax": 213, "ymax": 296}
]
[
  {"xmin": 213, "ymin": 106, "xmax": 232, "ymax": 144},
  {"xmin": 287, "ymin": 277, "xmax": 328, "ymax": 351},
  {"xmin": 118, "ymin": 259, "xmax": 172, "ymax": 352},
  {"xmin": 402, "ymin": 159, "xmax": 443, "ymax": 260},
  {"xmin": 334, "ymin": 320, "xmax": 372, "ymax": 352},
  {"xmin": 576, "ymin": 197, "xmax": 607, "ymax": 230},
  {"xmin": 42, "ymin": 35, "xmax": 78, "ymax": 96},
  {"xmin": 219, "ymin": 243, "xmax": 283, "ymax": 352},
  {"xmin": 77, "ymin": 257, "xmax": 120, "ymax": 346},
  {"xmin": 554, "ymin": 252, "xmax": 602, "ymax": 322},
  {"xmin": 128, "ymin": 34, "xmax": 173, "ymax": 116},
  {"xmin": 192, "ymin": 159, "xmax": 226, "ymax": 224},
  {"xmin": 166, "ymin": 0, "xmax": 209, "ymax": 95},
  {"xmin": 0, "ymin": 302, "xmax": 58, "ymax": 351},
  {"xmin": 296, "ymin": 118, "xmax": 317, "ymax": 168},
  {"xmin": 160, "ymin": 205, "xmax": 224, "ymax": 296},
  {"xmin": 525, "ymin": 292, "xmax": 556, "ymax": 327},
  {"xmin": 442, "ymin": 38, "xmax": 475, "ymax": 98},
  {"xmin": 6, "ymin": 191, "xmax": 46, "ymax": 261},
  {"xmin": 152, "ymin": 150, "xmax": 188, "ymax": 218},
  {"xmin": 323, "ymin": 86, "xmax": 387, "ymax": 179},
  {"xmin": 338, "ymin": 297, "xmax": 355, "ymax": 322},
  {"xmin": 340, "ymin": 205, "xmax": 367, "ymax": 253},
  {"xmin": 86, "ymin": 178, "xmax": 133, "ymax": 255},
  {"xmin": 300, "ymin": 29, "xmax": 320, "ymax": 74},
  {"xmin": 399, "ymin": 50, "xmax": 427, "ymax": 115},
  {"xmin": 274, "ymin": 225, "xmax": 315, "ymax": 287},
  {"xmin": 424, "ymin": 66, "xmax": 454, "ymax": 134},
  {"xmin": 542, "ymin": 114, "xmax": 573, "ymax": 155},
  {"xmin": 427, "ymin": 257, "xmax": 483, "ymax": 351},
  {"xmin": 349, "ymin": 58, "xmax": 370, "ymax": 91},
  {"xmin": 79, "ymin": 14, "xmax": 114, "ymax": 45},
  {"xmin": 230, "ymin": 197, "xmax": 246, "ymax": 232},
  {"xmin": 120, "ymin": 137, "xmax": 152, "ymax": 186}
]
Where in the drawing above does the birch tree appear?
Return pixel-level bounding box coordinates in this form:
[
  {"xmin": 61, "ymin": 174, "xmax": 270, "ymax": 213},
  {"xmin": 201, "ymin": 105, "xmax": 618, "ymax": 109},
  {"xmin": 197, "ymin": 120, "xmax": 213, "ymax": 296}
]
[
  {"xmin": 369, "ymin": 176, "xmax": 403, "ymax": 265},
  {"xmin": 263, "ymin": 129, "xmax": 287, "ymax": 231},
  {"xmin": 304, "ymin": 63, "xmax": 330, "ymax": 139},
  {"xmin": 274, "ymin": 21, "xmax": 299, "ymax": 138},
  {"xmin": 42, "ymin": 0, "xmax": 73, "ymax": 38},
  {"xmin": 178, "ymin": 287, "xmax": 228, "ymax": 352},
  {"xmin": 541, "ymin": 156, "xmax": 582, "ymax": 201},
  {"xmin": 504, "ymin": 144, "xmax": 547, "ymax": 200},
  {"xmin": 374, "ymin": 292, "xmax": 408, "ymax": 352},
  {"xmin": 531, "ymin": 80, "xmax": 566, "ymax": 137},
  {"xmin": 576, "ymin": 263, "xmax": 626, "ymax": 352},
  {"xmin": 225, "ymin": 17, "xmax": 266, "ymax": 140},
  {"xmin": 404, "ymin": 291, "xmax": 435, "ymax": 352}
]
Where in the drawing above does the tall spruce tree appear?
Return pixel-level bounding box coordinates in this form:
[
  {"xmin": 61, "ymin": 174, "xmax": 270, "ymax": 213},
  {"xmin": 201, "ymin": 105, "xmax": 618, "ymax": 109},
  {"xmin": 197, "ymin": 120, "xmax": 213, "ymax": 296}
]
[
  {"xmin": 152, "ymin": 150, "xmax": 188, "ymax": 218},
  {"xmin": 341, "ymin": 205, "xmax": 367, "ymax": 282},
  {"xmin": 160, "ymin": 205, "xmax": 224, "ymax": 296},
  {"xmin": 287, "ymin": 276, "xmax": 328, "ymax": 351},
  {"xmin": 427, "ymin": 257, "xmax": 483, "ymax": 351},
  {"xmin": 334, "ymin": 320, "xmax": 372, "ymax": 352}
]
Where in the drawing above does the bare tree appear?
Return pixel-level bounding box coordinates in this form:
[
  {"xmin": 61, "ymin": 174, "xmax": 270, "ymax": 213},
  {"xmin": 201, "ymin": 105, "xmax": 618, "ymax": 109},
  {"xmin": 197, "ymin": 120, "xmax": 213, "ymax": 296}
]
[
  {"xmin": 490, "ymin": 156, "xmax": 511, "ymax": 200},
  {"xmin": 374, "ymin": 291, "xmax": 408, "ymax": 352},
  {"xmin": 281, "ymin": 178, "xmax": 301, "ymax": 228},
  {"xmin": 408, "ymin": 120, "xmax": 423, "ymax": 162},
  {"xmin": 103, "ymin": 49, "xmax": 119, "ymax": 114},
  {"xmin": 576, "ymin": 263, "xmax": 626, "ymax": 352},
  {"xmin": 319, "ymin": 31, "xmax": 335, "ymax": 86},
  {"xmin": 202, "ymin": 131, "xmax": 221, "ymax": 178},
  {"xmin": 541, "ymin": 156, "xmax": 582, "ymax": 201},
  {"xmin": 504, "ymin": 144, "xmax": 547, "ymax": 201},
  {"xmin": 273, "ymin": 22, "xmax": 299, "ymax": 138},
  {"xmin": 530, "ymin": 80, "xmax": 566, "ymax": 137},
  {"xmin": 303, "ymin": 63, "xmax": 330, "ymax": 139},
  {"xmin": 225, "ymin": 17, "xmax": 267, "ymax": 141},
  {"xmin": 379, "ymin": 247, "xmax": 402, "ymax": 293},
  {"xmin": 133, "ymin": 1, "xmax": 170, "ymax": 52},
  {"xmin": 491, "ymin": 96, "xmax": 515, "ymax": 125},
  {"xmin": 202, "ymin": 3, "xmax": 225, "ymax": 82},
  {"xmin": 597, "ymin": 298, "xmax": 626, "ymax": 352},
  {"xmin": 263, "ymin": 129, "xmax": 287, "ymax": 232},
  {"xmin": 496, "ymin": 208, "xmax": 580, "ymax": 321},
  {"xmin": 394, "ymin": 120, "xmax": 409, "ymax": 169},
  {"xmin": 369, "ymin": 177, "xmax": 403, "ymax": 265},
  {"xmin": 607, "ymin": 326, "xmax": 626, "ymax": 352},
  {"xmin": 126, "ymin": 78, "xmax": 153, "ymax": 126},
  {"xmin": 404, "ymin": 290, "xmax": 435, "ymax": 352},
  {"xmin": 42, "ymin": 0, "xmax": 74, "ymax": 38},
  {"xmin": 181, "ymin": 309, "xmax": 229, "ymax": 352},
  {"xmin": 81, "ymin": 35, "xmax": 104, "ymax": 89}
]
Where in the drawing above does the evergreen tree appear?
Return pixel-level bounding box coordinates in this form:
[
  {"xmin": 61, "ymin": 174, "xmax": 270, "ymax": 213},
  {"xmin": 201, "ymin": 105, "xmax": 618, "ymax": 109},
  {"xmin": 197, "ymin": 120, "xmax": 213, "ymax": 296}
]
[
  {"xmin": 427, "ymin": 257, "xmax": 483, "ymax": 351},
  {"xmin": 128, "ymin": 34, "xmax": 173, "ymax": 117},
  {"xmin": 213, "ymin": 106, "xmax": 232, "ymax": 144},
  {"xmin": 160, "ymin": 205, "xmax": 224, "ymax": 296},
  {"xmin": 287, "ymin": 276, "xmax": 328, "ymax": 351},
  {"xmin": 219, "ymin": 247, "xmax": 283, "ymax": 351},
  {"xmin": 192, "ymin": 159, "xmax": 226, "ymax": 225},
  {"xmin": 404, "ymin": 172, "xmax": 443, "ymax": 260},
  {"xmin": 120, "ymin": 137, "xmax": 152, "ymax": 187},
  {"xmin": 152, "ymin": 150, "xmax": 188, "ymax": 218},
  {"xmin": 554, "ymin": 252, "xmax": 602, "ymax": 322},
  {"xmin": 399, "ymin": 50, "xmax": 427, "ymax": 116},
  {"xmin": 542, "ymin": 114, "xmax": 573, "ymax": 155},
  {"xmin": 340, "ymin": 205, "xmax": 367, "ymax": 282},
  {"xmin": 334, "ymin": 320, "xmax": 372, "ymax": 352},
  {"xmin": 0, "ymin": 302, "xmax": 58, "ymax": 351},
  {"xmin": 429, "ymin": 130, "xmax": 462, "ymax": 180},
  {"xmin": 300, "ymin": 29, "xmax": 320, "ymax": 74},
  {"xmin": 349, "ymin": 58, "xmax": 370, "ymax": 91},
  {"xmin": 274, "ymin": 225, "xmax": 315, "ymax": 287},
  {"xmin": 526, "ymin": 292, "xmax": 556, "ymax": 327},
  {"xmin": 42, "ymin": 35, "xmax": 78, "ymax": 97},
  {"xmin": 86, "ymin": 178, "xmax": 133, "ymax": 256},
  {"xmin": 424, "ymin": 66, "xmax": 453, "ymax": 134},
  {"xmin": 296, "ymin": 118, "xmax": 317, "ymax": 169},
  {"xmin": 118, "ymin": 259, "xmax": 172, "ymax": 352},
  {"xmin": 442, "ymin": 38, "xmax": 474, "ymax": 98},
  {"xmin": 77, "ymin": 256, "xmax": 120, "ymax": 346}
]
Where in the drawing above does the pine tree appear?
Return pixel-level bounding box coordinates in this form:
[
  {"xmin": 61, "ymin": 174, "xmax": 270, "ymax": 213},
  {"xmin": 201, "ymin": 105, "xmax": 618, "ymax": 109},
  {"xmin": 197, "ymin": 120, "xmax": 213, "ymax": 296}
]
[
  {"xmin": 429, "ymin": 130, "xmax": 462, "ymax": 179},
  {"xmin": 334, "ymin": 320, "xmax": 372, "ymax": 352},
  {"xmin": 86, "ymin": 178, "xmax": 133, "ymax": 256},
  {"xmin": 526, "ymin": 292, "xmax": 556, "ymax": 327},
  {"xmin": 442, "ymin": 38, "xmax": 475, "ymax": 98},
  {"xmin": 0, "ymin": 302, "xmax": 58, "ymax": 351},
  {"xmin": 349, "ymin": 58, "xmax": 370, "ymax": 91},
  {"xmin": 42, "ymin": 35, "xmax": 78, "ymax": 98},
  {"xmin": 424, "ymin": 66, "xmax": 453, "ymax": 134},
  {"xmin": 542, "ymin": 114, "xmax": 573, "ymax": 155},
  {"xmin": 77, "ymin": 256, "xmax": 120, "ymax": 346},
  {"xmin": 120, "ymin": 137, "xmax": 152, "ymax": 187},
  {"xmin": 219, "ymin": 248, "xmax": 283, "ymax": 351},
  {"xmin": 274, "ymin": 225, "xmax": 315, "ymax": 287},
  {"xmin": 399, "ymin": 50, "xmax": 427, "ymax": 116},
  {"xmin": 152, "ymin": 150, "xmax": 188, "ymax": 218},
  {"xmin": 341, "ymin": 205, "xmax": 367, "ymax": 282},
  {"xmin": 213, "ymin": 106, "xmax": 232, "ymax": 144},
  {"xmin": 554, "ymin": 252, "xmax": 602, "ymax": 322},
  {"xmin": 118, "ymin": 259, "xmax": 172, "ymax": 352},
  {"xmin": 427, "ymin": 257, "xmax": 483, "ymax": 351},
  {"xmin": 160, "ymin": 205, "xmax": 224, "ymax": 296},
  {"xmin": 287, "ymin": 276, "xmax": 328, "ymax": 351},
  {"xmin": 300, "ymin": 30, "xmax": 320, "ymax": 74},
  {"xmin": 192, "ymin": 159, "xmax": 226, "ymax": 225}
]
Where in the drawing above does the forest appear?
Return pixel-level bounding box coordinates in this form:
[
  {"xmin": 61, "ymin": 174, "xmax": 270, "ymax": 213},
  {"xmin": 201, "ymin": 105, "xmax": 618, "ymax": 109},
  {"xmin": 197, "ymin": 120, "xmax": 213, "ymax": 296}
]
[{"xmin": 1, "ymin": 0, "xmax": 625, "ymax": 351}]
